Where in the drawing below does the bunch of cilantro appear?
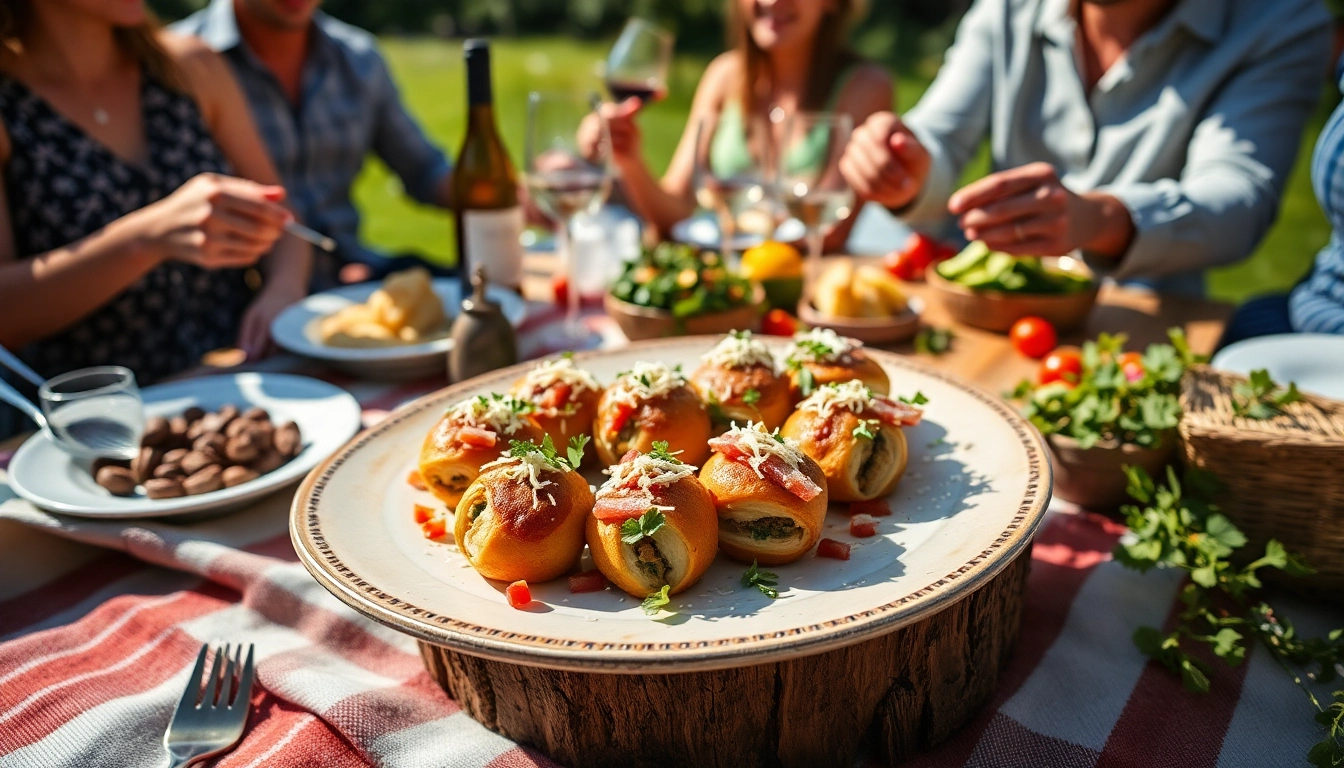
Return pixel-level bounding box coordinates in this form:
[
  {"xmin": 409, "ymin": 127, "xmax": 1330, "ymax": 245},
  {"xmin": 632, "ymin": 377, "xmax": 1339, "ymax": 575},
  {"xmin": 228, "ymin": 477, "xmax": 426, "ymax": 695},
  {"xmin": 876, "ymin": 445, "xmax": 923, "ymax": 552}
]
[{"xmin": 1010, "ymin": 328, "xmax": 1205, "ymax": 449}]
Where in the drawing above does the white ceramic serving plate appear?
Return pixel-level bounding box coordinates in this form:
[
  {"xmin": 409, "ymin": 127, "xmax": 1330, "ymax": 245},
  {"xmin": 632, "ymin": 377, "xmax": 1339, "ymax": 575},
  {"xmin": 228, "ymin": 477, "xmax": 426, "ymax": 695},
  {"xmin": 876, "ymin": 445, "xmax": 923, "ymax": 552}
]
[
  {"xmin": 9, "ymin": 373, "xmax": 360, "ymax": 519},
  {"xmin": 270, "ymin": 278, "xmax": 528, "ymax": 381},
  {"xmin": 1211, "ymin": 333, "xmax": 1344, "ymax": 400},
  {"xmin": 292, "ymin": 338, "xmax": 1051, "ymax": 672}
]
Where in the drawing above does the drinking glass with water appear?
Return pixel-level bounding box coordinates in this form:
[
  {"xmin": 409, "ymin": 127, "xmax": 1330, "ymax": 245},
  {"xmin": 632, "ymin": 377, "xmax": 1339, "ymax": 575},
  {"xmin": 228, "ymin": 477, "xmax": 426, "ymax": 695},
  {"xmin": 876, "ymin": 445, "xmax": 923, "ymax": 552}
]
[{"xmin": 38, "ymin": 366, "xmax": 145, "ymax": 460}]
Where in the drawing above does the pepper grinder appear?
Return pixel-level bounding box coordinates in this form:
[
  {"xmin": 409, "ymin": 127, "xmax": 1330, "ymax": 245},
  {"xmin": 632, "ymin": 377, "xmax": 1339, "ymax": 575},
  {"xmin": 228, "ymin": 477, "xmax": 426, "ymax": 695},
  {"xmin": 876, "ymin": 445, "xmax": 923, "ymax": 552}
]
[{"xmin": 449, "ymin": 267, "xmax": 518, "ymax": 382}]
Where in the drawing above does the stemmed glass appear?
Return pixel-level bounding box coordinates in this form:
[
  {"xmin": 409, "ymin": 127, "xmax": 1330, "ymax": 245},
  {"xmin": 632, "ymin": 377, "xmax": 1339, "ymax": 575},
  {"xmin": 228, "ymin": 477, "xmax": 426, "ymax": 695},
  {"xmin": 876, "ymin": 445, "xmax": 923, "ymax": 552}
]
[
  {"xmin": 692, "ymin": 117, "xmax": 778, "ymax": 263},
  {"xmin": 524, "ymin": 92, "xmax": 613, "ymax": 342},
  {"xmin": 605, "ymin": 19, "xmax": 674, "ymax": 104},
  {"xmin": 777, "ymin": 112, "xmax": 854, "ymax": 294}
]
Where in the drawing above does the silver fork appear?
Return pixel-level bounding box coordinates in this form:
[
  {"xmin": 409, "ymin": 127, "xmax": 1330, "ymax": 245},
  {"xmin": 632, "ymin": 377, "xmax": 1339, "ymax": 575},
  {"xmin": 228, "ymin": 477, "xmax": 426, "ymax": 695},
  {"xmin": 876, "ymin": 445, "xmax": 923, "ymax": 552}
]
[{"xmin": 162, "ymin": 643, "xmax": 255, "ymax": 768}]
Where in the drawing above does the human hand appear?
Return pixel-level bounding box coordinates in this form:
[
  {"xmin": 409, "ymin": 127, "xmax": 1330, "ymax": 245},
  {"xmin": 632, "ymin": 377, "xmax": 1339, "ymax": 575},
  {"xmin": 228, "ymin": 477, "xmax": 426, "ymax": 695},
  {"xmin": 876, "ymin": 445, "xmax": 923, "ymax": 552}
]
[
  {"xmin": 838, "ymin": 111, "xmax": 931, "ymax": 210},
  {"xmin": 140, "ymin": 173, "xmax": 291, "ymax": 269},
  {"xmin": 578, "ymin": 98, "xmax": 642, "ymax": 167},
  {"xmin": 949, "ymin": 162, "xmax": 1134, "ymax": 257},
  {"xmin": 236, "ymin": 278, "xmax": 305, "ymax": 360}
]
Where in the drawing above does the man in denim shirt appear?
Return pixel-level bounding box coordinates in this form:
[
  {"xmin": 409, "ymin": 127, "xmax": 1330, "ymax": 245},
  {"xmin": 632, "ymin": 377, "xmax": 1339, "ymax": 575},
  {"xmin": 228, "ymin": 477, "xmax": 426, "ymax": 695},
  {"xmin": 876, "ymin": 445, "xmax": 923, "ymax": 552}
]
[{"xmin": 174, "ymin": 0, "xmax": 454, "ymax": 290}]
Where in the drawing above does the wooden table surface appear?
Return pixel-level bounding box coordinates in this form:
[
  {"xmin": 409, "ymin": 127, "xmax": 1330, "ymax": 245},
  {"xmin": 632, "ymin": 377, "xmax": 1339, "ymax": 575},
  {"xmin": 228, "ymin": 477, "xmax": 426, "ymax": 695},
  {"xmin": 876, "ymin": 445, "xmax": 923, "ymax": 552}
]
[{"xmin": 0, "ymin": 260, "xmax": 1232, "ymax": 601}]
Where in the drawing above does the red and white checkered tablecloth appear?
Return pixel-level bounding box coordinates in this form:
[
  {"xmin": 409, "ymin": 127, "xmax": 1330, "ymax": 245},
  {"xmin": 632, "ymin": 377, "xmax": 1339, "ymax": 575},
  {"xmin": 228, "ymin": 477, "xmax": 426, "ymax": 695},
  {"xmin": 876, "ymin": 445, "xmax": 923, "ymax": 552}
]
[{"xmin": 0, "ymin": 304, "xmax": 1335, "ymax": 767}]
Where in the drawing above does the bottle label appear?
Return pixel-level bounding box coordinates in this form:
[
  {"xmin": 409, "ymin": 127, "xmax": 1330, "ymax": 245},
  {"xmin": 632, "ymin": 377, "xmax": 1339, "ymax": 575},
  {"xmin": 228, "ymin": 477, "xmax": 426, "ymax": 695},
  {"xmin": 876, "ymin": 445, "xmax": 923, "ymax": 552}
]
[{"xmin": 461, "ymin": 207, "xmax": 524, "ymax": 288}]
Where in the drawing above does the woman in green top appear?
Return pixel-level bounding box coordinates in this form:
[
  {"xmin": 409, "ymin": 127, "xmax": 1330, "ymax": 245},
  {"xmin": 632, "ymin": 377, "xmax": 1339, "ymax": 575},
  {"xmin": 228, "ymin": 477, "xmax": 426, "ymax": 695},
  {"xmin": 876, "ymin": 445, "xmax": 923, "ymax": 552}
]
[{"xmin": 599, "ymin": 0, "xmax": 893, "ymax": 247}]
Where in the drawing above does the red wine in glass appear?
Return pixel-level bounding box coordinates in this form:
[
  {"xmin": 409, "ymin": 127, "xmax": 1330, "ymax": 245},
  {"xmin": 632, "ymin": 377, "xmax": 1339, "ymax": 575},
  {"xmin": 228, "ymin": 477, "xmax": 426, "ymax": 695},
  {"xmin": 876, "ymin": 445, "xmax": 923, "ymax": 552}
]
[{"xmin": 606, "ymin": 78, "xmax": 666, "ymax": 104}]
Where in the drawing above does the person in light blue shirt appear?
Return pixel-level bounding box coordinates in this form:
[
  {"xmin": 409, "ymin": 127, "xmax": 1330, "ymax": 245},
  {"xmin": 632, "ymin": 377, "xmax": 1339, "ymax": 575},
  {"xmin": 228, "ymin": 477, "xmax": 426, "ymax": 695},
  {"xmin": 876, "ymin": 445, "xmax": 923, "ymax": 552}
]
[
  {"xmin": 839, "ymin": 0, "xmax": 1332, "ymax": 296},
  {"xmin": 1287, "ymin": 63, "xmax": 1344, "ymax": 335},
  {"xmin": 172, "ymin": 0, "xmax": 454, "ymax": 291}
]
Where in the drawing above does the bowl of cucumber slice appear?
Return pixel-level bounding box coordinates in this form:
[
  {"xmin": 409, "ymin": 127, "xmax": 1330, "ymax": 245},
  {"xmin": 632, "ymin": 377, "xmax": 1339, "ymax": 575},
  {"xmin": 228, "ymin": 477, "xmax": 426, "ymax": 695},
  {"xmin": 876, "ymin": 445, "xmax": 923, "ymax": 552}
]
[{"xmin": 927, "ymin": 242, "xmax": 1098, "ymax": 333}]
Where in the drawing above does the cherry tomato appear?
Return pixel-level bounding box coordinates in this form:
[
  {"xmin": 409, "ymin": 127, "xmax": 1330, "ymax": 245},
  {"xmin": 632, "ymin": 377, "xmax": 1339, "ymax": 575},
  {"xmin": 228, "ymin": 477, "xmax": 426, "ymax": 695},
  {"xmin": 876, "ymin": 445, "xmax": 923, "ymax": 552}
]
[
  {"xmin": 567, "ymin": 570, "xmax": 607, "ymax": 593},
  {"xmin": 1118, "ymin": 351, "xmax": 1145, "ymax": 382},
  {"xmin": 849, "ymin": 499, "xmax": 891, "ymax": 517},
  {"xmin": 817, "ymin": 538, "xmax": 851, "ymax": 560},
  {"xmin": 761, "ymin": 308, "xmax": 799, "ymax": 336},
  {"xmin": 849, "ymin": 514, "xmax": 879, "ymax": 538},
  {"xmin": 1039, "ymin": 347, "xmax": 1083, "ymax": 386},
  {"xmin": 552, "ymin": 274, "xmax": 569, "ymax": 306},
  {"xmin": 884, "ymin": 232, "xmax": 937, "ymax": 281},
  {"xmin": 506, "ymin": 580, "xmax": 533, "ymax": 609},
  {"xmin": 1010, "ymin": 316, "xmax": 1058, "ymax": 359}
]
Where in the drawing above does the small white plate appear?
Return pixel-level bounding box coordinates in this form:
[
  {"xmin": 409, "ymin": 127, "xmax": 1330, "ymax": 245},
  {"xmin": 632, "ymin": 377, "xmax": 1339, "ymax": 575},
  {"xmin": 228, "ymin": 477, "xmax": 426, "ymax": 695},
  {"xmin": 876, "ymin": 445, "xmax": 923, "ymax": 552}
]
[
  {"xmin": 8, "ymin": 373, "xmax": 360, "ymax": 519},
  {"xmin": 671, "ymin": 214, "xmax": 806, "ymax": 251},
  {"xmin": 270, "ymin": 279, "xmax": 528, "ymax": 381},
  {"xmin": 1212, "ymin": 333, "xmax": 1344, "ymax": 400}
]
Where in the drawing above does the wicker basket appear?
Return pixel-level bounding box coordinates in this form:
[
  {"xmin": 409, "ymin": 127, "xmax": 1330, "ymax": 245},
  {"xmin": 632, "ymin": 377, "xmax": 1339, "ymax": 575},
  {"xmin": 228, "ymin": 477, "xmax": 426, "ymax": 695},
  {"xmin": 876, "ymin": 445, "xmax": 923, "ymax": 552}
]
[{"xmin": 1179, "ymin": 365, "xmax": 1344, "ymax": 600}]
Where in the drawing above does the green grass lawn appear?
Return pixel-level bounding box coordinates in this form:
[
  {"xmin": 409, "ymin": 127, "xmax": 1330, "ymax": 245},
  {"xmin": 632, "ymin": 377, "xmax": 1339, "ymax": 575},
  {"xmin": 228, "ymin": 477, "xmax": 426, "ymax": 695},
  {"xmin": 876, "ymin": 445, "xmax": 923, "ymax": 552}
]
[{"xmin": 356, "ymin": 36, "xmax": 1336, "ymax": 305}]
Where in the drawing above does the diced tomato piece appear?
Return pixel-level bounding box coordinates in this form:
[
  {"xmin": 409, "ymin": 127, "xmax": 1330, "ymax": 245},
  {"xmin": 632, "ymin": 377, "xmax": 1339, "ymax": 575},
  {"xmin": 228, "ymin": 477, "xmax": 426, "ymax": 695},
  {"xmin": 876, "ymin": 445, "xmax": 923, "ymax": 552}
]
[
  {"xmin": 539, "ymin": 382, "xmax": 572, "ymax": 410},
  {"xmin": 850, "ymin": 514, "xmax": 879, "ymax": 538},
  {"xmin": 608, "ymin": 403, "xmax": 637, "ymax": 436},
  {"xmin": 867, "ymin": 396, "xmax": 923, "ymax": 427},
  {"xmin": 849, "ymin": 499, "xmax": 890, "ymax": 517},
  {"xmin": 413, "ymin": 504, "xmax": 434, "ymax": 524},
  {"xmin": 457, "ymin": 425, "xmax": 497, "ymax": 448},
  {"xmin": 506, "ymin": 580, "xmax": 533, "ymax": 609},
  {"xmin": 421, "ymin": 518, "xmax": 447, "ymax": 539},
  {"xmin": 593, "ymin": 494, "xmax": 652, "ymax": 523},
  {"xmin": 707, "ymin": 436, "xmax": 822, "ymax": 501},
  {"xmin": 407, "ymin": 469, "xmax": 427, "ymax": 491},
  {"xmin": 817, "ymin": 538, "xmax": 851, "ymax": 560},
  {"xmin": 568, "ymin": 570, "xmax": 607, "ymax": 593}
]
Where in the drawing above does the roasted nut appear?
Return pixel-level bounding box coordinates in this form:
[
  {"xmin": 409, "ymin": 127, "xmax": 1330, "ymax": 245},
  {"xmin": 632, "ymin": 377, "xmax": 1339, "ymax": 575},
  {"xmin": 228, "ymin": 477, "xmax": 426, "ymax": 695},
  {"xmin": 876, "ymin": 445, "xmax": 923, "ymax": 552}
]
[
  {"xmin": 141, "ymin": 416, "xmax": 170, "ymax": 447},
  {"xmin": 162, "ymin": 448, "xmax": 189, "ymax": 465},
  {"xmin": 193, "ymin": 432, "xmax": 227, "ymax": 455},
  {"xmin": 225, "ymin": 418, "xmax": 253, "ymax": 438},
  {"xmin": 225, "ymin": 432, "xmax": 260, "ymax": 464},
  {"xmin": 131, "ymin": 446, "xmax": 162, "ymax": 484},
  {"xmin": 91, "ymin": 457, "xmax": 130, "ymax": 475},
  {"xmin": 222, "ymin": 465, "xmax": 260, "ymax": 487},
  {"xmin": 251, "ymin": 449, "xmax": 287, "ymax": 474},
  {"xmin": 181, "ymin": 450, "xmax": 216, "ymax": 475},
  {"xmin": 247, "ymin": 421, "xmax": 273, "ymax": 452},
  {"xmin": 144, "ymin": 478, "xmax": 185, "ymax": 499},
  {"xmin": 152, "ymin": 462, "xmax": 186, "ymax": 480},
  {"xmin": 169, "ymin": 416, "xmax": 190, "ymax": 445},
  {"xmin": 274, "ymin": 421, "xmax": 302, "ymax": 458},
  {"xmin": 183, "ymin": 465, "xmax": 224, "ymax": 495},
  {"xmin": 96, "ymin": 466, "xmax": 137, "ymax": 496},
  {"xmin": 216, "ymin": 404, "xmax": 239, "ymax": 428},
  {"xmin": 182, "ymin": 406, "xmax": 206, "ymax": 423},
  {"xmin": 242, "ymin": 406, "xmax": 269, "ymax": 422}
]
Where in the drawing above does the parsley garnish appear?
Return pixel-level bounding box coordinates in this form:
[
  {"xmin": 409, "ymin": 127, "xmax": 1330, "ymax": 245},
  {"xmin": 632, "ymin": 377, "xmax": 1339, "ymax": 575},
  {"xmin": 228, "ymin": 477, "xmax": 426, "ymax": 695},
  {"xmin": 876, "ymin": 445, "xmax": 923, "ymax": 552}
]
[
  {"xmin": 741, "ymin": 560, "xmax": 780, "ymax": 598},
  {"xmin": 1232, "ymin": 369, "xmax": 1304, "ymax": 419},
  {"xmin": 620, "ymin": 509, "xmax": 667, "ymax": 544},
  {"xmin": 507, "ymin": 434, "xmax": 588, "ymax": 472},
  {"xmin": 852, "ymin": 419, "xmax": 879, "ymax": 440},
  {"xmin": 796, "ymin": 366, "xmax": 816, "ymax": 397},
  {"xmin": 914, "ymin": 326, "xmax": 953, "ymax": 355},
  {"xmin": 647, "ymin": 440, "xmax": 682, "ymax": 463},
  {"xmin": 899, "ymin": 391, "xmax": 929, "ymax": 406},
  {"xmin": 742, "ymin": 388, "xmax": 761, "ymax": 406},
  {"xmin": 641, "ymin": 584, "xmax": 672, "ymax": 615}
]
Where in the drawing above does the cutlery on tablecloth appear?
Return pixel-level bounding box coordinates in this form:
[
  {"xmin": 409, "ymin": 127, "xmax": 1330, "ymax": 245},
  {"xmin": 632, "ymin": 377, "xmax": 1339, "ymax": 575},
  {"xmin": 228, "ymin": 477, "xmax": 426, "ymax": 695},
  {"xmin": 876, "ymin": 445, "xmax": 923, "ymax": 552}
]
[{"xmin": 161, "ymin": 643, "xmax": 255, "ymax": 768}]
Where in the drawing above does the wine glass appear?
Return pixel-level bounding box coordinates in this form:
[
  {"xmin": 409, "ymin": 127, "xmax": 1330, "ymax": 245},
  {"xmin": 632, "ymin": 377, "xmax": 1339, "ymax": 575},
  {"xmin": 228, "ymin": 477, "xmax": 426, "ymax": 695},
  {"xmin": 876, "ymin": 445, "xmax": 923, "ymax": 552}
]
[
  {"xmin": 524, "ymin": 92, "xmax": 613, "ymax": 342},
  {"xmin": 777, "ymin": 112, "xmax": 855, "ymax": 295},
  {"xmin": 692, "ymin": 117, "xmax": 779, "ymax": 264},
  {"xmin": 606, "ymin": 19, "xmax": 673, "ymax": 104}
]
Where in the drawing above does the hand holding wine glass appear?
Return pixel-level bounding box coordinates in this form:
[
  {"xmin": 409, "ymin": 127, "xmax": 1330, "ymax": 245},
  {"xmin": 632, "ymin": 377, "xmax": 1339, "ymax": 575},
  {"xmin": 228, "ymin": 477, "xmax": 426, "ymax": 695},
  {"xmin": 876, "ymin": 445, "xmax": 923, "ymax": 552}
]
[
  {"xmin": 524, "ymin": 92, "xmax": 613, "ymax": 343},
  {"xmin": 605, "ymin": 19, "xmax": 673, "ymax": 105}
]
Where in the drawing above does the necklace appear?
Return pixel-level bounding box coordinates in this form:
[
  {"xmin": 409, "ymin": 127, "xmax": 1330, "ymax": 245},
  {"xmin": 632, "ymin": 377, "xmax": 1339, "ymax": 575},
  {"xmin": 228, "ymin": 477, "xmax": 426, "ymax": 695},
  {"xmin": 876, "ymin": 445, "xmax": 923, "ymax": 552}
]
[{"xmin": 93, "ymin": 108, "xmax": 109, "ymax": 126}]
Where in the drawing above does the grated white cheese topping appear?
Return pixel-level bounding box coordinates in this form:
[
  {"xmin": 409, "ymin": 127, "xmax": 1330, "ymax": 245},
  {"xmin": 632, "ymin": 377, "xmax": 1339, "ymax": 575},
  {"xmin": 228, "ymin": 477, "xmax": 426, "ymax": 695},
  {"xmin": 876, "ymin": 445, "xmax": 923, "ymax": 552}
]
[
  {"xmin": 787, "ymin": 328, "xmax": 860, "ymax": 364},
  {"xmin": 607, "ymin": 361, "xmax": 686, "ymax": 409},
  {"xmin": 519, "ymin": 357, "xmax": 600, "ymax": 399},
  {"xmin": 596, "ymin": 452, "xmax": 698, "ymax": 511},
  {"xmin": 701, "ymin": 331, "xmax": 776, "ymax": 371},
  {"xmin": 798, "ymin": 380, "xmax": 876, "ymax": 418},
  {"xmin": 449, "ymin": 394, "xmax": 533, "ymax": 435},
  {"xmin": 479, "ymin": 449, "xmax": 567, "ymax": 509},
  {"xmin": 719, "ymin": 421, "xmax": 804, "ymax": 478}
]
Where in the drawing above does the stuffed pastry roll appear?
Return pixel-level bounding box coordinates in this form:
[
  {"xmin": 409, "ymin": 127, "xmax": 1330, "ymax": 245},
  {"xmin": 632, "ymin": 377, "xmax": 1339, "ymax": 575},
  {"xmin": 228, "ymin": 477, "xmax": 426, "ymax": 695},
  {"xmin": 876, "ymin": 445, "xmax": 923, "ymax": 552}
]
[
  {"xmin": 784, "ymin": 328, "xmax": 889, "ymax": 399},
  {"xmin": 510, "ymin": 355, "xmax": 601, "ymax": 459},
  {"xmin": 690, "ymin": 330, "xmax": 791, "ymax": 433},
  {"xmin": 418, "ymin": 394, "xmax": 546, "ymax": 507},
  {"xmin": 593, "ymin": 362, "xmax": 711, "ymax": 467}
]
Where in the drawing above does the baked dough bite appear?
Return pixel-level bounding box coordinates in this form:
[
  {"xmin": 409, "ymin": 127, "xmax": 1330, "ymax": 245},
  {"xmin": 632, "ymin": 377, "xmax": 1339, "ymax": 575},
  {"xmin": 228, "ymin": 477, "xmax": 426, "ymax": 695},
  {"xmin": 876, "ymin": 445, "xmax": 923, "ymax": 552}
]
[
  {"xmin": 699, "ymin": 422, "xmax": 828, "ymax": 566},
  {"xmin": 593, "ymin": 362, "xmax": 712, "ymax": 467},
  {"xmin": 586, "ymin": 442, "xmax": 718, "ymax": 598},
  {"xmin": 783, "ymin": 328, "xmax": 889, "ymax": 400},
  {"xmin": 509, "ymin": 355, "xmax": 601, "ymax": 461},
  {"xmin": 689, "ymin": 331, "xmax": 791, "ymax": 433},
  {"xmin": 455, "ymin": 436, "xmax": 595, "ymax": 583},
  {"xmin": 780, "ymin": 380, "xmax": 923, "ymax": 502},
  {"xmin": 418, "ymin": 394, "xmax": 546, "ymax": 507}
]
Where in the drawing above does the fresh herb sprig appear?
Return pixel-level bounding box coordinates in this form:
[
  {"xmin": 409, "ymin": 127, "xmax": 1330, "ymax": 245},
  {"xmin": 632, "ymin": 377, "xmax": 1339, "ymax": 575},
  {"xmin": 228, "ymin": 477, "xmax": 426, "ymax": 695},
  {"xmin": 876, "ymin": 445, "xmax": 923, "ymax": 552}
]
[
  {"xmin": 1115, "ymin": 466, "xmax": 1344, "ymax": 764},
  {"xmin": 914, "ymin": 326, "xmax": 953, "ymax": 355},
  {"xmin": 642, "ymin": 584, "xmax": 672, "ymax": 615},
  {"xmin": 506, "ymin": 434, "xmax": 589, "ymax": 471},
  {"xmin": 853, "ymin": 419, "xmax": 880, "ymax": 440},
  {"xmin": 647, "ymin": 440, "xmax": 681, "ymax": 463},
  {"xmin": 1011, "ymin": 328, "xmax": 1202, "ymax": 449},
  {"xmin": 742, "ymin": 560, "xmax": 780, "ymax": 599},
  {"xmin": 620, "ymin": 509, "xmax": 667, "ymax": 544},
  {"xmin": 1232, "ymin": 369, "xmax": 1304, "ymax": 419},
  {"xmin": 899, "ymin": 391, "xmax": 929, "ymax": 406}
]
